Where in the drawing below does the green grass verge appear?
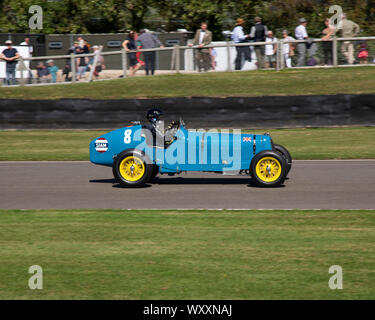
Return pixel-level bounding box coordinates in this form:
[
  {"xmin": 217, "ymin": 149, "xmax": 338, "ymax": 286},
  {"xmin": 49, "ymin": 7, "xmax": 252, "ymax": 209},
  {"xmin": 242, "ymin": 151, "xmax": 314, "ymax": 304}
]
[
  {"xmin": 0, "ymin": 209, "xmax": 374, "ymax": 300},
  {"xmin": 1, "ymin": 127, "xmax": 374, "ymax": 161},
  {"xmin": 0, "ymin": 67, "xmax": 375, "ymax": 99}
]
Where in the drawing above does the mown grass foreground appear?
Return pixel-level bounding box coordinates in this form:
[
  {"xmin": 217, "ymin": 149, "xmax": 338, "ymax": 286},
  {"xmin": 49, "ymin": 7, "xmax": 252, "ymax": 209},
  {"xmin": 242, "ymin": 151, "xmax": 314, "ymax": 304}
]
[
  {"xmin": 0, "ymin": 67, "xmax": 375, "ymax": 99},
  {"xmin": 0, "ymin": 127, "xmax": 374, "ymax": 161},
  {"xmin": 0, "ymin": 210, "xmax": 374, "ymax": 300}
]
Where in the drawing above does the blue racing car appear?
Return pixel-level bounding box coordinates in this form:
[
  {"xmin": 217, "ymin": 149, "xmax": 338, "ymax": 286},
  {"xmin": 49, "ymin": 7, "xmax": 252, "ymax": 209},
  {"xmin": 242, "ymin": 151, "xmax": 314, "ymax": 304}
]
[{"xmin": 90, "ymin": 109, "xmax": 292, "ymax": 187}]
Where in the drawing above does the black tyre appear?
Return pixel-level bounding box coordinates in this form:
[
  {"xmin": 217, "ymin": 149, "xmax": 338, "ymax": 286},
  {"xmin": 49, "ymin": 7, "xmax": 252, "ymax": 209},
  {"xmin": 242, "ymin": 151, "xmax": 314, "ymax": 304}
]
[
  {"xmin": 148, "ymin": 165, "xmax": 159, "ymax": 182},
  {"xmin": 273, "ymin": 144, "xmax": 292, "ymax": 175},
  {"xmin": 250, "ymin": 150, "xmax": 287, "ymax": 187},
  {"xmin": 112, "ymin": 149, "xmax": 152, "ymax": 187}
]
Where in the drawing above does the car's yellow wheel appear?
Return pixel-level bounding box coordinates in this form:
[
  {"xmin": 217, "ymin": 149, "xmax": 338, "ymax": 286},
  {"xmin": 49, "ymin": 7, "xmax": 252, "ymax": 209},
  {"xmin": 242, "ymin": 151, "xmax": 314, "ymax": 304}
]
[
  {"xmin": 119, "ymin": 156, "xmax": 145, "ymax": 182},
  {"xmin": 113, "ymin": 150, "xmax": 152, "ymax": 187},
  {"xmin": 255, "ymin": 157, "xmax": 282, "ymax": 183},
  {"xmin": 250, "ymin": 151, "xmax": 287, "ymax": 187}
]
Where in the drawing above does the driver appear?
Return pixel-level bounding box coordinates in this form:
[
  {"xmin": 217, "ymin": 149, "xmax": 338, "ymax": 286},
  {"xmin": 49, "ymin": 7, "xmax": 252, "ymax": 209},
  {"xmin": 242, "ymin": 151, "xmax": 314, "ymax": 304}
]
[{"xmin": 146, "ymin": 108, "xmax": 179, "ymax": 146}]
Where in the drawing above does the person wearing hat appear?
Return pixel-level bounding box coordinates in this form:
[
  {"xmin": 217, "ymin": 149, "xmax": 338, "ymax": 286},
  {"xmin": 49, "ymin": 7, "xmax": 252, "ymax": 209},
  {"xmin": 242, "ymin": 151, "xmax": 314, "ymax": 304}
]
[
  {"xmin": 250, "ymin": 17, "xmax": 268, "ymax": 69},
  {"xmin": 190, "ymin": 22, "xmax": 213, "ymax": 72},
  {"xmin": 47, "ymin": 59, "xmax": 59, "ymax": 83},
  {"xmin": 295, "ymin": 18, "xmax": 309, "ymax": 66},
  {"xmin": 231, "ymin": 18, "xmax": 251, "ymax": 70},
  {"xmin": 0, "ymin": 40, "xmax": 20, "ymax": 85}
]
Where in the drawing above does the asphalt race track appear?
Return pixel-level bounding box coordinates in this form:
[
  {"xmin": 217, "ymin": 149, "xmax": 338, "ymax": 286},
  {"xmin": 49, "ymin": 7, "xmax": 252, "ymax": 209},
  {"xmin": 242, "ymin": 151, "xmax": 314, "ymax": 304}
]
[{"xmin": 0, "ymin": 160, "xmax": 374, "ymax": 210}]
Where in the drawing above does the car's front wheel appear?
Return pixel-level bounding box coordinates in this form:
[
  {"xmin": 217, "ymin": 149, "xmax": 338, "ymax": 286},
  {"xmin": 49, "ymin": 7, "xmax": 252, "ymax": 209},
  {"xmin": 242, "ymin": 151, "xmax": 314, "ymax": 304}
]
[
  {"xmin": 273, "ymin": 144, "xmax": 292, "ymax": 175},
  {"xmin": 250, "ymin": 150, "xmax": 287, "ymax": 187},
  {"xmin": 113, "ymin": 150, "xmax": 152, "ymax": 187}
]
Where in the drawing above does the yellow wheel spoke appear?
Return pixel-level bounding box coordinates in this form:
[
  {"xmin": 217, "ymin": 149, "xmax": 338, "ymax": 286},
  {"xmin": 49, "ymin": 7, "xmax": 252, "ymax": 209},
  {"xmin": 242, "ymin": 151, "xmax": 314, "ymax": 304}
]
[
  {"xmin": 119, "ymin": 156, "xmax": 145, "ymax": 182},
  {"xmin": 255, "ymin": 156, "xmax": 282, "ymax": 183}
]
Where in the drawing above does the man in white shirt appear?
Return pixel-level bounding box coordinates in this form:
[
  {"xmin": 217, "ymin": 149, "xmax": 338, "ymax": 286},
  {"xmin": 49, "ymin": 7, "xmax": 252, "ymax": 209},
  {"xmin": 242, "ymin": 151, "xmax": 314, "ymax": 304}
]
[
  {"xmin": 295, "ymin": 18, "xmax": 308, "ymax": 66},
  {"xmin": 231, "ymin": 18, "xmax": 250, "ymax": 70},
  {"xmin": 282, "ymin": 30, "xmax": 295, "ymax": 68},
  {"xmin": 20, "ymin": 37, "xmax": 33, "ymax": 83},
  {"xmin": 265, "ymin": 31, "xmax": 278, "ymax": 68}
]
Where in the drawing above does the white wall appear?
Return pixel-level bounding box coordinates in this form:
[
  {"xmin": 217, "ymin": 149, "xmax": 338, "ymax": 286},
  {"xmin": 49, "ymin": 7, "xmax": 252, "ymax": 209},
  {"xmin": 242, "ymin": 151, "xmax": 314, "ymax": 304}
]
[{"xmin": 184, "ymin": 41, "xmax": 258, "ymax": 71}]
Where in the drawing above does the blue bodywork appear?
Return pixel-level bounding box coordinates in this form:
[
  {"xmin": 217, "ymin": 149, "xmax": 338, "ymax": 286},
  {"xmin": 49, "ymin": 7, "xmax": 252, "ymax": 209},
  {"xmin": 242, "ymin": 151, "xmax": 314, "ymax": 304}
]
[{"xmin": 90, "ymin": 124, "xmax": 273, "ymax": 173}]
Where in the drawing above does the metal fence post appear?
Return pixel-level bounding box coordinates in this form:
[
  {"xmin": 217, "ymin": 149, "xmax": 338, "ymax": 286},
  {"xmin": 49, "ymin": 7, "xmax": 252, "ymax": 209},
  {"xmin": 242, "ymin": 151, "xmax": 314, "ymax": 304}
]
[
  {"xmin": 121, "ymin": 49, "xmax": 128, "ymax": 78},
  {"xmin": 333, "ymin": 37, "xmax": 338, "ymax": 67},
  {"xmin": 226, "ymin": 41, "xmax": 231, "ymax": 72},
  {"xmin": 71, "ymin": 53, "xmax": 76, "ymax": 83},
  {"xmin": 175, "ymin": 45, "xmax": 180, "ymax": 73}
]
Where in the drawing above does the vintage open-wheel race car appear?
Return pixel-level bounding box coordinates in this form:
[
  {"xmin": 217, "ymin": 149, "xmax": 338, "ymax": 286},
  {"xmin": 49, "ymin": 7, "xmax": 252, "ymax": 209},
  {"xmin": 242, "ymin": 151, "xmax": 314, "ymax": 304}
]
[{"xmin": 90, "ymin": 109, "xmax": 292, "ymax": 188}]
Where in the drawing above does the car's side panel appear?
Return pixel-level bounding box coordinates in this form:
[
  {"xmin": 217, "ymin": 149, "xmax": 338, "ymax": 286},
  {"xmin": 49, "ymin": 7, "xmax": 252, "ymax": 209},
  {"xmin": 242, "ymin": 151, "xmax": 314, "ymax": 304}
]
[
  {"xmin": 90, "ymin": 124, "xmax": 274, "ymax": 173},
  {"xmin": 90, "ymin": 125, "xmax": 153, "ymax": 167}
]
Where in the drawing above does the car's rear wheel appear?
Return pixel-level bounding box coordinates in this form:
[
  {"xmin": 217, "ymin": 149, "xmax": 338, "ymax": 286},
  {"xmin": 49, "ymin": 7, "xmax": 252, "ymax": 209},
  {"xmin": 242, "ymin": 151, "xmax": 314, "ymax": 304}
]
[
  {"xmin": 250, "ymin": 150, "xmax": 287, "ymax": 187},
  {"xmin": 113, "ymin": 150, "xmax": 152, "ymax": 187},
  {"xmin": 273, "ymin": 144, "xmax": 292, "ymax": 175}
]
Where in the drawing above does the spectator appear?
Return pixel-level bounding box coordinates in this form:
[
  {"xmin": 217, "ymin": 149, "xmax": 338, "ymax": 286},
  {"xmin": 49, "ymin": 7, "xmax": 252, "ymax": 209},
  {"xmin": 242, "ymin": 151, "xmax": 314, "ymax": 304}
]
[
  {"xmin": 77, "ymin": 36, "xmax": 85, "ymax": 48},
  {"xmin": 84, "ymin": 40, "xmax": 91, "ymax": 53},
  {"xmin": 190, "ymin": 22, "xmax": 213, "ymax": 72},
  {"xmin": 20, "ymin": 37, "xmax": 33, "ymax": 56},
  {"xmin": 265, "ymin": 31, "xmax": 278, "ymax": 68},
  {"xmin": 89, "ymin": 45, "xmax": 105, "ymax": 79},
  {"xmin": 338, "ymin": 13, "xmax": 360, "ymax": 65},
  {"xmin": 231, "ymin": 18, "xmax": 250, "ymax": 70},
  {"xmin": 322, "ymin": 18, "xmax": 335, "ymax": 65},
  {"xmin": 47, "ymin": 59, "xmax": 58, "ymax": 83},
  {"xmin": 0, "ymin": 40, "xmax": 20, "ymax": 85},
  {"xmin": 62, "ymin": 42, "xmax": 78, "ymax": 82},
  {"xmin": 36, "ymin": 62, "xmax": 50, "ymax": 83},
  {"xmin": 137, "ymin": 29, "xmax": 164, "ymax": 76},
  {"xmin": 295, "ymin": 18, "xmax": 309, "ymax": 66},
  {"xmin": 358, "ymin": 41, "xmax": 369, "ymax": 64},
  {"xmin": 76, "ymin": 46, "xmax": 88, "ymax": 80},
  {"xmin": 123, "ymin": 31, "xmax": 142, "ymax": 76},
  {"xmin": 281, "ymin": 30, "xmax": 295, "ymax": 68},
  {"xmin": 250, "ymin": 16, "xmax": 268, "ymax": 69},
  {"xmin": 20, "ymin": 37, "xmax": 33, "ymax": 83}
]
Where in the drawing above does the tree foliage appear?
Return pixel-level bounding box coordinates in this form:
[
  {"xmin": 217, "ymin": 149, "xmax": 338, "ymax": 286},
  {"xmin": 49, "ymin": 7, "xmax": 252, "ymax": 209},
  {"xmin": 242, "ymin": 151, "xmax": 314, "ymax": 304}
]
[{"xmin": 0, "ymin": 0, "xmax": 374, "ymax": 38}]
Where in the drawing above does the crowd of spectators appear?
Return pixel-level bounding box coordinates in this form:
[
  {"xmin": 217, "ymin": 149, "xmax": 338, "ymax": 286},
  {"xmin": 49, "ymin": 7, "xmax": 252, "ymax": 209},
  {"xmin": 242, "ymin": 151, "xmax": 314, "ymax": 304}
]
[
  {"xmin": 227, "ymin": 14, "xmax": 366, "ymax": 70},
  {"xmin": 0, "ymin": 37, "xmax": 105, "ymax": 85},
  {"xmin": 0, "ymin": 12, "xmax": 373, "ymax": 85}
]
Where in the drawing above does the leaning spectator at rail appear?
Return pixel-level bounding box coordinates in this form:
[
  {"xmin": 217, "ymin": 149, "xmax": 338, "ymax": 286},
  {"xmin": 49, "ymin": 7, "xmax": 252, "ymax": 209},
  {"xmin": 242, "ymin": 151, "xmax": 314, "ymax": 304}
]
[
  {"xmin": 0, "ymin": 40, "xmax": 20, "ymax": 85},
  {"xmin": 338, "ymin": 13, "xmax": 360, "ymax": 65}
]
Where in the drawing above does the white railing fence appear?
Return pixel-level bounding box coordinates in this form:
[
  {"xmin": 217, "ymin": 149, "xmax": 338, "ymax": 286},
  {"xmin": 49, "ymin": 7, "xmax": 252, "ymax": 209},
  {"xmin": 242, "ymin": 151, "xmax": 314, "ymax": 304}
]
[{"xmin": 1, "ymin": 36, "xmax": 375, "ymax": 87}]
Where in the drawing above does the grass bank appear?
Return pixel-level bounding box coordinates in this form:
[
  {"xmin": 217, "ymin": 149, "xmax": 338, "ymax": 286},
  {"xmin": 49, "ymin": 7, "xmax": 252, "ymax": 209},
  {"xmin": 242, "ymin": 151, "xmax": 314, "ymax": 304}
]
[
  {"xmin": 0, "ymin": 209, "xmax": 373, "ymax": 300},
  {"xmin": 0, "ymin": 67, "xmax": 375, "ymax": 99},
  {"xmin": 0, "ymin": 127, "xmax": 374, "ymax": 161}
]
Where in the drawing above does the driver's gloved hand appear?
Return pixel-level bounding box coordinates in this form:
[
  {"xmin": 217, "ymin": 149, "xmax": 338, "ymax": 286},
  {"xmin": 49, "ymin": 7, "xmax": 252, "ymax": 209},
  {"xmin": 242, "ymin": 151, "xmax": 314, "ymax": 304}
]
[{"xmin": 167, "ymin": 121, "xmax": 178, "ymax": 129}]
